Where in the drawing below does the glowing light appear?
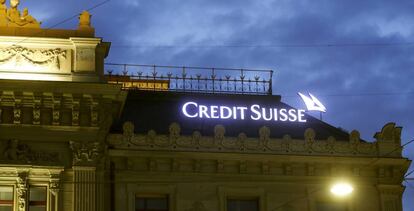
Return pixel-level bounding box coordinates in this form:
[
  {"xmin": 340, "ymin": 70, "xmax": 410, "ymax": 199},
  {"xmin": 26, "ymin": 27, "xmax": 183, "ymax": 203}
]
[
  {"xmin": 330, "ymin": 182, "xmax": 353, "ymax": 197},
  {"xmin": 298, "ymin": 92, "xmax": 327, "ymax": 112},
  {"xmin": 0, "ymin": 72, "xmax": 69, "ymax": 81}
]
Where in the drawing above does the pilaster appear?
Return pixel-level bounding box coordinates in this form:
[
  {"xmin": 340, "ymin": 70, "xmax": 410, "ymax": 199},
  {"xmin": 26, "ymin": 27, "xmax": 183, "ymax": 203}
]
[
  {"xmin": 70, "ymin": 141, "xmax": 104, "ymax": 211},
  {"xmin": 377, "ymin": 185, "xmax": 404, "ymax": 211}
]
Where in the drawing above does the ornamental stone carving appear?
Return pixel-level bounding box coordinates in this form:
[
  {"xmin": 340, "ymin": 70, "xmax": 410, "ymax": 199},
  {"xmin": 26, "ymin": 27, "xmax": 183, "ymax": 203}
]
[
  {"xmin": 0, "ymin": 45, "xmax": 66, "ymax": 71},
  {"xmin": 69, "ymin": 141, "xmax": 103, "ymax": 166},
  {"xmin": 237, "ymin": 132, "xmax": 248, "ymax": 147},
  {"xmin": 350, "ymin": 130, "xmax": 360, "ymax": 144},
  {"xmin": 259, "ymin": 126, "xmax": 270, "ymax": 144},
  {"xmin": 186, "ymin": 201, "xmax": 207, "ymax": 211},
  {"xmin": 2, "ymin": 139, "xmax": 60, "ymax": 164},
  {"xmin": 0, "ymin": 0, "xmax": 41, "ymax": 28},
  {"xmin": 122, "ymin": 121, "xmax": 135, "ymax": 140},
  {"xmin": 192, "ymin": 131, "xmax": 202, "ymax": 144},
  {"xmin": 49, "ymin": 174, "xmax": 61, "ymax": 195},
  {"xmin": 78, "ymin": 10, "xmax": 92, "ymax": 29},
  {"xmin": 3, "ymin": 139, "xmax": 28, "ymax": 161},
  {"xmin": 304, "ymin": 128, "xmax": 316, "ymax": 143},
  {"xmin": 147, "ymin": 130, "xmax": 157, "ymax": 143},
  {"xmin": 214, "ymin": 125, "xmax": 225, "ymax": 141},
  {"xmin": 16, "ymin": 172, "xmax": 28, "ymax": 211},
  {"xmin": 169, "ymin": 122, "xmax": 181, "ymax": 139},
  {"xmin": 106, "ymin": 122, "xmax": 397, "ymax": 157},
  {"xmin": 374, "ymin": 122, "xmax": 402, "ymax": 144}
]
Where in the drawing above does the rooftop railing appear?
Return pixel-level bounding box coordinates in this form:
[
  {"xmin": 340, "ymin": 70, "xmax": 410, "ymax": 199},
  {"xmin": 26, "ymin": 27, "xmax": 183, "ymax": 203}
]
[{"xmin": 105, "ymin": 63, "xmax": 274, "ymax": 95}]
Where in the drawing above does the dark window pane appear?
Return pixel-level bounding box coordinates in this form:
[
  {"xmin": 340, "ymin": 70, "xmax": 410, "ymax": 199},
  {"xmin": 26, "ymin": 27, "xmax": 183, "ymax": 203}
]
[
  {"xmin": 28, "ymin": 207, "xmax": 46, "ymax": 211},
  {"xmin": 135, "ymin": 195, "xmax": 168, "ymax": 211},
  {"xmin": 227, "ymin": 199, "xmax": 259, "ymax": 211},
  {"xmin": 0, "ymin": 186, "xmax": 13, "ymax": 211},
  {"xmin": 0, "ymin": 186, "xmax": 13, "ymax": 201},
  {"xmin": 29, "ymin": 187, "xmax": 47, "ymax": 211},
  {"xmin": 136, "ymin": 198, "xmax": 146, "ymax": 209},
  {"xmin": 146, "ymin": 198, "xmax": 168, "ymax": 209},
  {"xmin": 29, "ymin": 187, "xmax": 47, "ymax": 201},
  {"xmin": 316, "ymin": 202, "xmax": 347, "ymax": 211}
]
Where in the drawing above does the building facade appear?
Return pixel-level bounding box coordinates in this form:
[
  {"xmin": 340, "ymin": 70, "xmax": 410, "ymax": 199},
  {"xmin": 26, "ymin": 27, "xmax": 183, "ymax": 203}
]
[{"xmin": 0, "ymin": 3, "xmax": 410, "ymax": 211}]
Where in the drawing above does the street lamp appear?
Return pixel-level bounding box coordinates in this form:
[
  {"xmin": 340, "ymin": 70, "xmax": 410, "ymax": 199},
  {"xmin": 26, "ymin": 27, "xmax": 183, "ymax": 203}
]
[{"xmin": 330, "ymin": 182, "xmax": 353, "ymax": 197}]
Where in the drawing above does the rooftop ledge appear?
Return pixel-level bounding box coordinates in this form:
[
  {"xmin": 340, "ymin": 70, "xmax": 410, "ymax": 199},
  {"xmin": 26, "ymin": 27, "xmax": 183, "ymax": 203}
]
[{"xmin": 0, "ymin": 26, "xmax": 95, "ymax": 38}]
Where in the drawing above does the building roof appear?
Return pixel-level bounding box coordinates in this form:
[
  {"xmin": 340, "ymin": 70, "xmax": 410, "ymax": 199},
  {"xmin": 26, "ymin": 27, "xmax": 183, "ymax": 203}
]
[{"xmin": 111, "ymin": 91, "xmax": 351, "ymax": 141}]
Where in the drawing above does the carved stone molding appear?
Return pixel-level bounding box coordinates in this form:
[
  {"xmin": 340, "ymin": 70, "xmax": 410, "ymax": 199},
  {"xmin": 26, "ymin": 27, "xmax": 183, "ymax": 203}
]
[
  {"xmin": 2, "ymin": 139, "xmax": 60, "ymax": 165},
  {"xmin": 16, "ymin": 172, "xmax": 28, "ymax": 211},
  {"xmin": 107, "ymin": 122, "xmax": 390, "ymax": 157},
  {"xmin": 70, "ymin": 141, "xmax": 104, "ymax": 166},
  {"xmin": 374, "ymin": 123, "xmax": 402, "ymax": 144},
  {"xmin": 49, "ymin": 174, "xmax": 61, "ymax": 195},
  {"xmin": 186, "ymin": 201, "xmax": 207, "ymax": 211},
  {"xmin": 0, "ymin": 45, "xmax": 66, "ymax": 71}
]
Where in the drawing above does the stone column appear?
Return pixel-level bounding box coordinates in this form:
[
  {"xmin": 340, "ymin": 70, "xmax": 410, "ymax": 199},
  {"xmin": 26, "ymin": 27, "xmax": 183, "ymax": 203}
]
[
  {"xmin": 73, "ymin": 166, "xmax": 97, "ymax": 211},
  {"xmin": 49, "ymin": 174, "xmax": 61, "ymax": 211},
  {"xmin": 70, "ymin": 141, "xmax": 104, "ymax": 211}
]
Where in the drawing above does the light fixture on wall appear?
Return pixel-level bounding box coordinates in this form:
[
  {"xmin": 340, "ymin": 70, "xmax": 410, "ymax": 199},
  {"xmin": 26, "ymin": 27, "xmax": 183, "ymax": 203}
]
[{"xmin": 330, "ymin": 182, "xmax": 353, "ymax": 197}]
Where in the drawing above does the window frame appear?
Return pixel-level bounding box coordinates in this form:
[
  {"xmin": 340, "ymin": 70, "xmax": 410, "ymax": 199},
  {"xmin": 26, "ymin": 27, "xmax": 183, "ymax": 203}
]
[
  {"xmin": 135, "ymin": 194, "xmax": 169, "ymax": 211},
  {"xmin": 127, "ymin": 184, "xmax": 176, "ymax": 211},
  {"xmin": 226, "ymin": 197, "xmax": 260, "ymax": 211},
  {"xmin": 28, "ymin": 185, "xmax": 48, "ymax": 211},
  {"xmin": 218, "ymin": 186, "xmax": 265, "ymax": 211},
  {"xmin": 0, "ymin": 185, "xmax": 15, "ymax": 211}
]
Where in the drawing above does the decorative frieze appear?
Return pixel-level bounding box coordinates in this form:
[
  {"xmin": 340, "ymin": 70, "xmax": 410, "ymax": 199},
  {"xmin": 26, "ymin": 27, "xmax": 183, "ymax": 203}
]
[
  {"xmin": 1, "ymin": 139, "xmax": 60, "ymax": 165},
  {"xmin": 70, "ymin": 141, "xmax": 104, "ymax": 166},
  {"xmin": 0, "ymin": 45, "xmax": 67, "ymax": 72},
  {"xmin": 0, "ymin": 90, "xmax": 114, "ymax": 127},
  {"xmin": 107, "ymin": 122, "xmax": 402, "ymax": 157}
]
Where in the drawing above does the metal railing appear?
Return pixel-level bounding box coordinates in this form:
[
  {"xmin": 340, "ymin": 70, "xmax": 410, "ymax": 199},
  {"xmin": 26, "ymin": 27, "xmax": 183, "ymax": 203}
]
[{"xmin": 105, "ymin": 63, "xmax": 274, "ymax": 95}]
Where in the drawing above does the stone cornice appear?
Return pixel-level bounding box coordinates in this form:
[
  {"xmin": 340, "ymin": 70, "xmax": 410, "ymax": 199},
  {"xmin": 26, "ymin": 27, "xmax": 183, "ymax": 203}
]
[{"xmin": 107, "ymin": 122, "xmax": 404, "ymax": 158}]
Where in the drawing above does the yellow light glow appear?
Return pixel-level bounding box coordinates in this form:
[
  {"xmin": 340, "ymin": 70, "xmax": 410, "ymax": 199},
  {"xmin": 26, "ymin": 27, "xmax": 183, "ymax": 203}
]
[
  {"xmin": 330, "ymin": 182, "xmax": 353, "ymax": 197},
  {"xmin": 0, "ymin": 72, "xmax": 69, "ymax": 81}
]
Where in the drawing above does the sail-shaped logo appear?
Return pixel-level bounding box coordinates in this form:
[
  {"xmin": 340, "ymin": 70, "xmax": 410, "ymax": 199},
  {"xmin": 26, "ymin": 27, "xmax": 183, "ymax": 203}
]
[{"xmin": 297, "ymin": 92, "xmax": 327, "ymax": 113}]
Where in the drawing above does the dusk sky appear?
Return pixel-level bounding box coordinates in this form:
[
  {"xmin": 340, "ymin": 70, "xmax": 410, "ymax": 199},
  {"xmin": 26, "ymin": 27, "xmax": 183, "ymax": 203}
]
[{"xmin": 21, "ymin": 0, "xmax": 414, "ymax": 209}]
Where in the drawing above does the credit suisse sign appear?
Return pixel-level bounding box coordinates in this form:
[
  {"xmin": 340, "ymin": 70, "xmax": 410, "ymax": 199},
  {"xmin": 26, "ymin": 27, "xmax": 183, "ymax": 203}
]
[
  {"xmin": 181, "ymin": 93, "xmax": 326, "ymax": 123},
  {"xmin": 182, "ymin": 102, "xmax": 307, "ymax": 122}
]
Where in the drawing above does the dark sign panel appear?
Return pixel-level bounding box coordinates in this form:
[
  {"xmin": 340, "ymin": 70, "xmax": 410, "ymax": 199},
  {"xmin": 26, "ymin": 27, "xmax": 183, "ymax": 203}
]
[{"xmin": 111, "ymin": 91, "xmax": 349, "ymax": 140}]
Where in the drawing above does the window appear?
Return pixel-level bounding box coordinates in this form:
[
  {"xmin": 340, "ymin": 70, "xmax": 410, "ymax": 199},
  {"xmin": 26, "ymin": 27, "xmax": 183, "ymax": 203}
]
[
  {"xmin": 135, "ymin": 195, "xmax": 168, "ymax": 211},
  {"xmin": 28, "ymin": 187, "xmax": 47, "ymax": 211},
  {"xmin": 0, "ymin": 186, "xmax": 13, "ymax": 211},
  {"xmin": 316, "ymin": 201, "xmax": 347, "ymax": 211},
  {"xmin": 227, "ymin": 199, "xmax": 259, "ymax": 211}
]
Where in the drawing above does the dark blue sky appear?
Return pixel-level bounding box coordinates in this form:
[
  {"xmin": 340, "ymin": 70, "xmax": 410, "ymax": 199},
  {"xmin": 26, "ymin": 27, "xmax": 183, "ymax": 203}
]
[{"xmin": 22, "ymin": 0, "xmax": 414, "ymax": 209}]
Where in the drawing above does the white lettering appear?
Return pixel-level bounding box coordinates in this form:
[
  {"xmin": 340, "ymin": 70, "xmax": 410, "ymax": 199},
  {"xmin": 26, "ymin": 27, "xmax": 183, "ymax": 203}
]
[
  {"xmin": 298, "ymin": 109, "xmax": 307, "ymax": 122},
  {"xmin": 279, "ymin": 108, "xmax": 288, "ymax": 121},
  {"xmin": 237, "ymin": 107, "xmax": 248, "ymax": 120},
  {"xmin": 220, "ymin": 106, "xmax": 232, "ymax": 119},
  {"xmin": 250, "ymin": 104, "xmax": 261, "ymax": 120},
  {"xmin": 181, "ymin": 102, "xmax": 308, "ymax": 122},
  {"xmin": 210, "ymin": 106, "xmax": 219, "ymax": 118},
  {"xmin": 199, "ymin": 105, "xmax": 210, "ymax": 118},
  {"xmin": 262, "ymin": 108, "xmax": 273, "ymax": 121},
  {"xmin": 182, "ymin": 102, "xmax": 198, "ymax": 118},
  {"xmin": 288, "ymin": 109, "xmax": 298, "ymax": 122}
]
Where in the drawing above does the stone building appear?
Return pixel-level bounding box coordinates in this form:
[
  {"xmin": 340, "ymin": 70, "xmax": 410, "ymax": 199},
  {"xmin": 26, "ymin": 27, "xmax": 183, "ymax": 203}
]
[{"xmin": 0, "ymin": 2, "xmax": 410, "ymax": 211}]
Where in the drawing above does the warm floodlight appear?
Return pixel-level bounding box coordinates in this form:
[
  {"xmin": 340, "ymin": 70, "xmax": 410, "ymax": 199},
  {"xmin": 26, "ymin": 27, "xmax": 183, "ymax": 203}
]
[{"xmin": 330, "ymin": 182, "xmax": 353, "ymax": 197}]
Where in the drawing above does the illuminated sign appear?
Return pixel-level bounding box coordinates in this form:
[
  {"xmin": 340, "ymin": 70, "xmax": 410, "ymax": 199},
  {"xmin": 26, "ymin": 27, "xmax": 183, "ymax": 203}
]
[
  {"xmin": 298, "ymin": 92, "xmax": 326, "ymax": 112},
  {"xmin": 182, "ymin": 102, "xmax": 307, "ymax": 122}
]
